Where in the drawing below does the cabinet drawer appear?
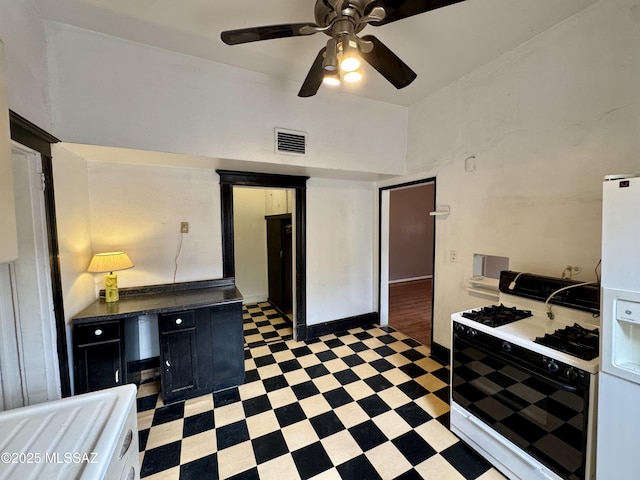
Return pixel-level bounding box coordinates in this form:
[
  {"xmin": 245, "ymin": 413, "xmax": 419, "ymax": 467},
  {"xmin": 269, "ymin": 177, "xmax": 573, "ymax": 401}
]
[
  {"xmin": 75, "ymin": 321, "xmax": 121, "ymax": 345},
  {"xmin": 159, "ymin": 310, "xmax": 195, "ymax": 331}
]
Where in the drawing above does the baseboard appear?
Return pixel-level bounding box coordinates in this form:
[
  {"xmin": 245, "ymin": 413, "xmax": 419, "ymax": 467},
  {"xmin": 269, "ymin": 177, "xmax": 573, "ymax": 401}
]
[
  {"xmin": 306, "ymin": 312, "xmax": 379, "ymax": 340},
  {"xmin": 430, "ymin": 342, "xmax": 450, "ymax": 366},
  {"xmin": 388, "ymin": 275, "xmax": 433, "ymax": 285},
  {"xmin": 241, "ymin": 295, "xmax": 268, "ymax": 305},
  {"xmin": 129, "ymin": 356, "xmax": 160, "ymax": 373}
]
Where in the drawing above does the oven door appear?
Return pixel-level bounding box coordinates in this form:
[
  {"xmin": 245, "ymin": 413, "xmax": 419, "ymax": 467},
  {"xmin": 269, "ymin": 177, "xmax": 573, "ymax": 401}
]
[{"xmin": 452, "ymin": 327, "xmax": 591, "ymax": 480}]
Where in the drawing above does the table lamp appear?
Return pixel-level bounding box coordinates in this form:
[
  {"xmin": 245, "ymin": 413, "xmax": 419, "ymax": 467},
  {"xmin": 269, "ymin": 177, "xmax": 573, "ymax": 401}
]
[{"xmin": 87, "ymin": 251, "xmax": 134, "ymax": 302}]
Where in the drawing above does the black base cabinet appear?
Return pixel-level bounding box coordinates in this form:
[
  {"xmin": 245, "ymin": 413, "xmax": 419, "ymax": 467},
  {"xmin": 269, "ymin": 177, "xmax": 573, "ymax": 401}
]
[
  {"xmin": 72, "ymin": 280, "xmax": 244, "ymax": 401},
  {"xmin": 158, "ymin": 303, "xmax": 244, "ymax": 403}
]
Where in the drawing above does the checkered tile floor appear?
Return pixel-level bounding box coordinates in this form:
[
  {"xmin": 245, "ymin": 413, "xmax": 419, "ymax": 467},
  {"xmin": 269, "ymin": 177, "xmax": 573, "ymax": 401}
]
[
  {"xmin": 243, "ymin": 302, "xmax": 293, "ymax": 348},
  {"xmin": 137, "ymin": 324, "xmax": 506, "ymax": 480}
]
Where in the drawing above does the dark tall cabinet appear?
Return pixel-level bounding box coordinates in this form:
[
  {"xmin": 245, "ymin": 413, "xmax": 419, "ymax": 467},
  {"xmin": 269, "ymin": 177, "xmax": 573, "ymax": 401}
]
[{"xmin": 266, "ymin": 213, "xmax": 293, "ymax": 316}]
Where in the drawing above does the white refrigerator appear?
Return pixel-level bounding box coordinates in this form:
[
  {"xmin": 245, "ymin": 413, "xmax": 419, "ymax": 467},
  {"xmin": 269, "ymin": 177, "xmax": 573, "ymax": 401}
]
[{"xmin": 597, "ymin": 175, "xmax": 640, "ymax": 479}]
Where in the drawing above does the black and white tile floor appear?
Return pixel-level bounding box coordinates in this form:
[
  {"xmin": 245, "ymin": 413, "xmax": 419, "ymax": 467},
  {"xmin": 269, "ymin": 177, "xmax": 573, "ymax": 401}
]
[
  {"xmin": 137, "ymin": 306, "xmax": 506, "ymax": 480},
  {"xmin": 243, "ymin": 303, "xmax": 293, "ymax": 348}
]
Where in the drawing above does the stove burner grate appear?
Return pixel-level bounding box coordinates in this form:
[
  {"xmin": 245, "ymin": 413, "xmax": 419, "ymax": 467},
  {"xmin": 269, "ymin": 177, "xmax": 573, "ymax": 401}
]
[
  {"xmin": 461, "ymin": 304, "xmax": 533, "ymax": 327},
  {"xmin": 534, "ymin": 323, "xmax": 599, "ymax": 360}
]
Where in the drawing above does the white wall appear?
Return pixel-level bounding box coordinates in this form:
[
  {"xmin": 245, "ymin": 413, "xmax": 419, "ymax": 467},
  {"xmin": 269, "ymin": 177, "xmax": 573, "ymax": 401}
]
[
  {"xmin": 86, "ymin": 161, "xmax": 222, "ymax": 287},
  {"xmin": 0, "ymin": 0, "xmax": 52, "ymax": 130},
  {"xmin": 233, "ymin": 187, "xmax": 270, "ymax": 304},
  {"xmin": 45, "ymin": 22, "xmax": 407, "ymax": 177},
  {"xmin": 391, "ymin": 0, "xmax": 640, "ymax": 349},
  {"xmin": 234, "ymin": 187, "xmax": 293, "ymax": 304},
  {"xmin": 53, "ymin": 145, "xmax": 96, "ymax": 319},
  {"xmin": 307, "ymin": 178, "xmax": 376, "ymax": 325},
  {"xmin": 51, "ymin": 145, "xmax": 94, "ymax": 389}
]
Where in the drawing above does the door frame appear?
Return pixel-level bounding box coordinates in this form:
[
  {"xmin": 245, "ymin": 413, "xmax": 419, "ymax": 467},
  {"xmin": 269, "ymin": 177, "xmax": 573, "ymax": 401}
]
[
  {"xmin": 378, "ymin": 177, "xmax": 436, "ymax": 343},
  {"xmin": 217, "ymin": 170, "xmax": 309, "ymax": 340}
]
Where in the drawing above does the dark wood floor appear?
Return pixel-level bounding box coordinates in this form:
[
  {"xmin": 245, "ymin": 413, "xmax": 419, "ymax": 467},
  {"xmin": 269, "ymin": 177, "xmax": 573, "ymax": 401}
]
[{"xmin": 388, "ymin": 278, "xmax": 432, "ymax": 348}]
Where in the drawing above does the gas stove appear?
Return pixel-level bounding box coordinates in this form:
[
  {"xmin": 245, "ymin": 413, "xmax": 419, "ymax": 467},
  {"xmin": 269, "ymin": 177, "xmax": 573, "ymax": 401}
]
[
  {"xmin": 456, "ymin": 302, "xmax": 600, "ymax": 371},
  {"xmin": 461, "ymin": 303, "xmax": 600, "ymax": 361},
  {"xmin": 454, "ymin": 271, "xmax": 601, "ymax": 370},
  {"xmin": 451, "ymin": 271, "xmax": 601, "ymax": 480}
]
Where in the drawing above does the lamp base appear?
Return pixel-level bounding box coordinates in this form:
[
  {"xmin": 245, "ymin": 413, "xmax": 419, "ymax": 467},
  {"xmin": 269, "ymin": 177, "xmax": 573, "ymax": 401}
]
[{"xmin": 105, "ymin": 273, "xmax": 119, "ymax": 302}]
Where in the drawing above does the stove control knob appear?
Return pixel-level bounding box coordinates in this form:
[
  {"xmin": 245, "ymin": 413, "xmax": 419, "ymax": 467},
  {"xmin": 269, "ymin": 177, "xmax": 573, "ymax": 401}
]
[
  {"xmin": 565, "ymin": 368, "xmax": 578, "ymax": 381},
  {"xmin": 501, "ymin": 341, "xmax": 512, "ymax": 353},
  {"xmin": 547, "ymin": 360, "xmax": 560, "ymax": 373},
  {"xmin": 468, "ymin": 328, "xmax": 478, "ymax": 338}
]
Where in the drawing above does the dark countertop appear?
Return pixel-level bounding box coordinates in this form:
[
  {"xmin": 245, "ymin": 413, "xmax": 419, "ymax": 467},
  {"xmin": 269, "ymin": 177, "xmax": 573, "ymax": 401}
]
[{"xmin": 73, "ymin": 278, "xmax": 243, "ymax": 324}]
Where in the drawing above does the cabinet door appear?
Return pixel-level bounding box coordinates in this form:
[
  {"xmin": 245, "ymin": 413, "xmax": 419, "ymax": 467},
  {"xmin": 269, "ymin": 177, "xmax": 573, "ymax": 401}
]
[
  {"xmin": 210, "ymin": 302, "xmax": 245, "ymax": 391},
  {"xmin": 74, "ymin": 320, "xmax": 124, "ymax": 394},
  {"xmin": 159, "ymin": 312, "xmax": 199, "ymax": 402},
  {"xmin": 75, "ymin": 340, "xmax": 123, "ymax": 393}
]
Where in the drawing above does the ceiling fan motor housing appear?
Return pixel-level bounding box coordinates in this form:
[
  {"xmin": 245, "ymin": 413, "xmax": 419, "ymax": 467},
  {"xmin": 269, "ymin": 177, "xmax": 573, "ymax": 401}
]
[{"xmin": 315, "ymin": 0, "xmax": 370, "ymax": 36}]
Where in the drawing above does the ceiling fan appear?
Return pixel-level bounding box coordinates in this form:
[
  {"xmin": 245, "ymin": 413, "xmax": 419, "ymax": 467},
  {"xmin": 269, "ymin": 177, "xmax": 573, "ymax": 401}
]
[{"xmin": 221, "ymin": 0, "xmax": 466, "ymax": 97}]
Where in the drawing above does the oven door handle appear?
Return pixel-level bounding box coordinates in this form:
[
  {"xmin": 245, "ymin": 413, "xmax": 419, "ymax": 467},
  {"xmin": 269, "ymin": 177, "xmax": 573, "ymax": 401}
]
[{"xmin": 454, "ymin": 333, "xmax": 582, "ymax": 394}]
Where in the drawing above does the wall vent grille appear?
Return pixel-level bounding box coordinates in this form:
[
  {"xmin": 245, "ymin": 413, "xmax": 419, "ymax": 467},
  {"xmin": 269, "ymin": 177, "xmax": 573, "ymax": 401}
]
[{"xmin": 275, "ymin": 128, "xmax": 307, "ymax": 155}]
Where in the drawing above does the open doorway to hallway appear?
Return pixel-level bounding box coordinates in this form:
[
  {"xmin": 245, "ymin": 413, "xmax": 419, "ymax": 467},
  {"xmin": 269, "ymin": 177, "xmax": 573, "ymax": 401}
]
[
  {"xmin": 381, "ymin": 180, "xmax": 435, "ymax": 349},
  {"xmin": 232, "ymin": 186, "xmax": 294, "ymax": 347},
  {"xmin": 218, "ymin": 170, "xmax": 308, "ymax": 341}
]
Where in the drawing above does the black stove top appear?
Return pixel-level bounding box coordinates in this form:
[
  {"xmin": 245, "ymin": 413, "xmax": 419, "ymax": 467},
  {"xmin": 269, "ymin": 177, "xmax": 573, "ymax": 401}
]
[
  {"xmin": 461, "ymin": 304, "xmax": 533, "ymax": 327},
  {"xmin": 534, "ymin": 323, "xmax": 600, "ymax": 361}
]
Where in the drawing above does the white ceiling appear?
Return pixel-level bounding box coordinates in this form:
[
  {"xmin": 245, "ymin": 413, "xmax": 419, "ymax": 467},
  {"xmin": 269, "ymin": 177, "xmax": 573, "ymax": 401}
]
[{"xmin": 35, "ymin": 0, "xmax": 600, "ymax": 106}]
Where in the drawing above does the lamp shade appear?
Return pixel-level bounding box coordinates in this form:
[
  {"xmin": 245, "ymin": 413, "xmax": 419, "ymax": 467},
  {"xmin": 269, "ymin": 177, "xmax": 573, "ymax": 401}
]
[{"xmin": 87, "ymin": 252, "xmax": 134, "ymax": 273}]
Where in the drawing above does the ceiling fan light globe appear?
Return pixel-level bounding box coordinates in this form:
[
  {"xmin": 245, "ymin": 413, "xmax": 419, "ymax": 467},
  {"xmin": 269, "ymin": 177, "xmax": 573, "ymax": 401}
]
[
  {"xmin": 323, "ymin": 72, "xmax": 341, "ymax": 86},
  {"xmin": 340, "ymin": 56, "xmax": 361, "ymax": 72},
  {"xmin": 344, "ymin": 69, "xmax": 362, "ymax": 83}
]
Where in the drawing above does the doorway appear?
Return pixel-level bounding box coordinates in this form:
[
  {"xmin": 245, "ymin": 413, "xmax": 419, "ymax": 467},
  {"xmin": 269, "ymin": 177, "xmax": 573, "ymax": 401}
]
[
  {"xmin": 379, "ymin": 179, "xmax": 436, "ymax": 348},
  {"xmin": 233, "ymin": 186, "xmax": 295, "ymax": 346},
  {"xmin": 218, "ymin": 170, "xmax": 308, "ymax": 341}
]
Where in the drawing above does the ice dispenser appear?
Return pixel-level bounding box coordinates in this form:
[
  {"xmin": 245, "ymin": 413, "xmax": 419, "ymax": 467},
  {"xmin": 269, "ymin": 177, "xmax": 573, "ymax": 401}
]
[{"xmin": 602, "ymin": 293, "xmax": 640, "ymax": 382}]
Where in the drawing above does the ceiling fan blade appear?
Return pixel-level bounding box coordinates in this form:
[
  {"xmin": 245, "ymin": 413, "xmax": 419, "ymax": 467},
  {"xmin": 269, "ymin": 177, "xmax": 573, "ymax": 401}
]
[
  {"xmin": 221, "ymin": 23, "xmax": 318, "ymax": 45},
  {"xmin": 359, "ymin": 35, "xmax": 417, "ymax": 89},
  {"xmin": 366, "ymin": 0, "xmax": 466, "ymax": 26},
  {"xmin": 298, "ymin": 47, "xmax": 326, "ymax": 97}
]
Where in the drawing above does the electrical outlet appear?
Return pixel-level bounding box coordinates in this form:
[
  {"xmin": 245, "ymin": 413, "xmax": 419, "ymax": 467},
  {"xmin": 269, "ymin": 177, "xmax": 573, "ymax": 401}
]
[
  {"xmin": 450, "ymin": 250, "xmax": 458, "ymax": 263},
  {"xmin": 180, "ymin": 222, "xmax": 189, "ymax": 234}
]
